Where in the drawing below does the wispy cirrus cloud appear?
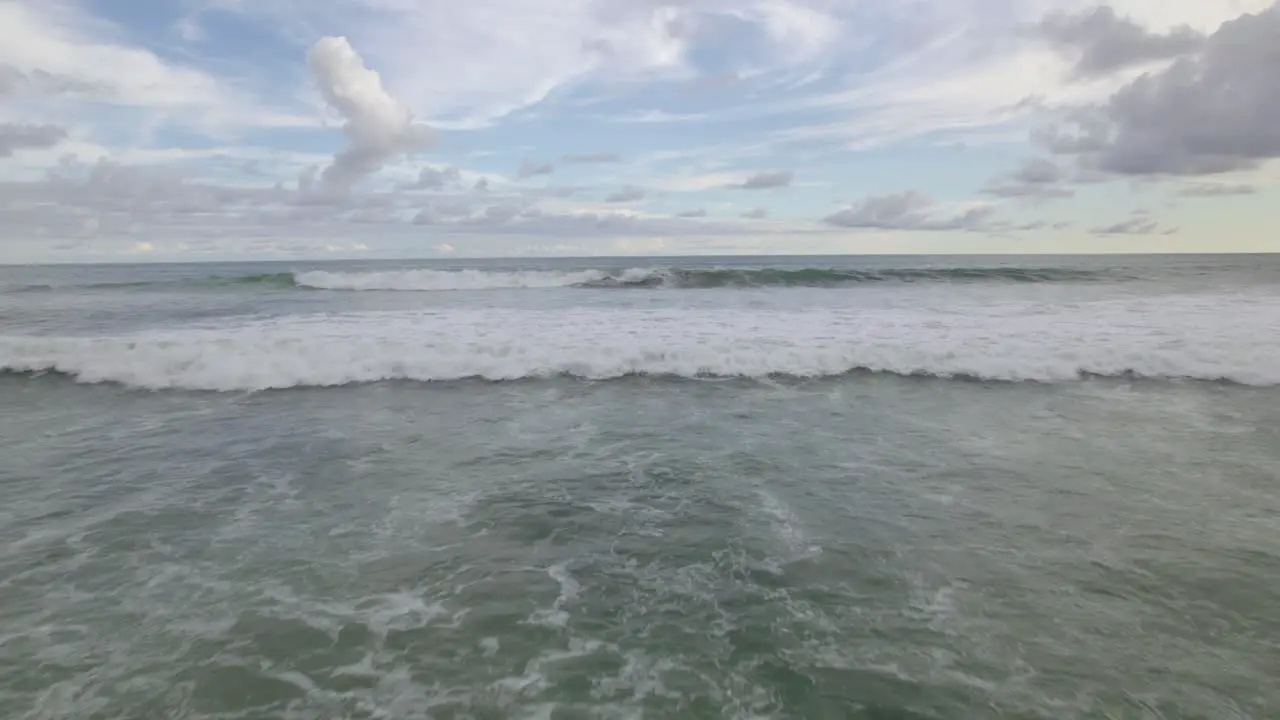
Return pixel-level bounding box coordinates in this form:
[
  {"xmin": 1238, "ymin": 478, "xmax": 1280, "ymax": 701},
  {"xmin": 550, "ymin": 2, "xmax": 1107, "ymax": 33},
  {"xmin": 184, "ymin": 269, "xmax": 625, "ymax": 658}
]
[{"xmin": 0, "ymin": 0, "xmax": 313, "ymax": 134}]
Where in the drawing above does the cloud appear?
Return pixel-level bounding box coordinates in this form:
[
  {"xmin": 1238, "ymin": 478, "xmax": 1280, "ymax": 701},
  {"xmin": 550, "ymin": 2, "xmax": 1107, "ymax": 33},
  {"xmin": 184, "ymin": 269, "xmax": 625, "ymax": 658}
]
[
  {"xmin": 0, "ymin": 158, "xmax": 288, "ymax": 241},
  {"xmin": 1040, "ymin": 5, "xmax": 1280, "ymax": 176},
  {"xmin": 311, "ymin": 2, "xmax": 693, "ymax": 125},
  {"xmin": 411, "ymin": 196, "xmax": 485, "ymax": 224},
  {"xmin": 563, "ymin": 153, "xmax": 621, "ymax": 163},
  {"xmin": 1176, "ymin": 182, "xmax": 1257, "ymax": 197},
  {"xmin": 0, "ymin": 0, "xmax": 300, "ymax": 131},
  {"xmin": 549, "ymin": 186, "xmax": 582, "ymax": 199},
  {"xmin": 604, "ymin": 110, "xmax": 709, "ymax": 124},
  {"xmin": 1091, "ymin": 217, "xmax": 1176, "ymax": 235},
  {"xmin": 754, "ymin": 3, "xmax": 1270, "ymax": 154},
  {"xmin": 404, "ymin": 165, "xmax": 462, "ymax": 191},
  {"xmin": 730, "ymin": 170, "xmax": 794, "ymax": 190},
  {"xmin": 613, "ymin": 236, "xmax": 669, "ymax": 254},
  {"xmin": 307, "ymin": 36, "xmax": 434, "ymax": 194},
  {"xmin": 1038, "ymin": 6, "xmax": 1206, "ymax": 78},
  {"xmin": 741, "ymin": 208, "xmax": 769, "ymax": 219},
  {"xmin": 983, "ymin": 185, "xmax": 1076, "ymax": 200},
  {"xmin": 187, "ymin": 0, "xmax": 843, "ymax": 128},
  {"xmin": 0, "ymin": 149, "xmax": 511, "ymax": 247},
  {"xmin": 348, "ymin": 206, "xmax": 398, "ymax": 224},
  {"xmin": 1009, "ymin": 219, "xmax": 1073, "ymax": 231},
  {"xmin": 517, "ymin": 161, "xmax": 554, "ymax": 179},
  {"xmin": 297, "ymin": 165, "xmax": 319, "ymax": 194},
  {"xmin": 409, "ymin": 210, "xmax": 436, "ymax": 226},
  {"xmin": 604, "ymin": 187, "xmax": 646, "ymax": 203},
  {"xmin": 0, "ymin": 64, "xmax": 105, "ymax": 98},
  {"xmin": 982, "ymin": 157, "xmax": 1076, "ymax": 200},
  {"xmin": 0, "ymin": 123, "xmax": 67, "ymax": 157},
  {"xmin": 463, "ymin": 207, "xmax": 673, "ymax": 236},
  {"xmin": 823, "ymin": 191, "xmax": 996, "ymax": 231},
  {"xmin": 825, "ymin": 191, "xmax": 930, "ymax": 228},
  {"xmin": 649, "ymin": 171, "xmax": 747, "ymax": 193},
  {"xmin": 0, "ymin": 155, "xmax": 647, "ymax": 246},
  {"xmin": 7, "ymin": 0, "xmax": 1274, "ymax": 262},
  {"xmin": 1009, "ymin": 157, "xmax": 1069, "ymax": 185}
]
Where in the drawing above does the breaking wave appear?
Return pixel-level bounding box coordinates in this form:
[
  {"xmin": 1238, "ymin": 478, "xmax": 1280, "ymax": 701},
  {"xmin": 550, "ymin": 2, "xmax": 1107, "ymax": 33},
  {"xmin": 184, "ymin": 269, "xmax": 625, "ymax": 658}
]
[
  {"xmin": 3, "ymin": 296, "xmax": 1277, "ymax": 391},
  {"xmin": 3, "ymin": 266, "xmax": 1125, "ymax": 294},
  {"xmin": 293, "ymin": 266, "xmax": 1120, "ymax": 291}
]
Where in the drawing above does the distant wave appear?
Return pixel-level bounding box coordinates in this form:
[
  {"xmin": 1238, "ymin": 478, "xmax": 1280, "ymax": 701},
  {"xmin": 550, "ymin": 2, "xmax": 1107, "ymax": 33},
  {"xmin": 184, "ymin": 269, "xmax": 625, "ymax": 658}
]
[
  {"xmin": 1, "ymin": 274, "xmax": 298, "ymax": 294},
  {"xmin": 3, "ymin": 297, "xmax": 1276, "ymax": 390},
  {"xmin": 293, "ymin": 268, "xmax": 617, "ymax": 291},
  {"xmin": 1, "ymin": 283, "xmax": 57, "ymax": 293},
  {"xmin": 8, "ymin": 360, "xmax": 1266, "ymax": 390},
  {"xmin": 3, "ymin": 266, "xmax": 1121, "ymax": 295},
  {"xmin": 294, "ymin": 266, "xmax": 1119, "ymax": 291}
]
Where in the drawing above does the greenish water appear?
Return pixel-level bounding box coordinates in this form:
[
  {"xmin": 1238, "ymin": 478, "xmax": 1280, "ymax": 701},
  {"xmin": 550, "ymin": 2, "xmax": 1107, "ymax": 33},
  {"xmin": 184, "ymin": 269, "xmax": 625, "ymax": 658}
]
[{"xmin": 1, "ymin": 256, "xmax": 1278, "ymax": 718}]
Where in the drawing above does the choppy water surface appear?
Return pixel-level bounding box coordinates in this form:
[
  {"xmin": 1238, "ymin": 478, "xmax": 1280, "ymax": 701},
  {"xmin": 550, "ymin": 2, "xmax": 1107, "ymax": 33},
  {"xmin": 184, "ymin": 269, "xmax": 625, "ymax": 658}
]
[{"xmin": 1, "ymin": 255, "xmax": 1278, "ymax": 719}]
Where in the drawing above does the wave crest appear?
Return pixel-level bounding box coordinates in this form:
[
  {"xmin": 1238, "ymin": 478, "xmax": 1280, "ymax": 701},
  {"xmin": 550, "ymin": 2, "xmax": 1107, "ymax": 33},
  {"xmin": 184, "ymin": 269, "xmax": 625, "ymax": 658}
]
[
  {"xmin": 3, "ymin": 300, "xmax": 1276, "ymax": 391},
  {"xmin": 293, "ymin": 268, "xmax": 614, "ymax": 291},
  {"xmin": 2, "ymin": 266, "xmax": 1124, "ymax": 294},
  {"xmin": 292, "ymin": 266, "xmax": 1118, "ymax": 292}
]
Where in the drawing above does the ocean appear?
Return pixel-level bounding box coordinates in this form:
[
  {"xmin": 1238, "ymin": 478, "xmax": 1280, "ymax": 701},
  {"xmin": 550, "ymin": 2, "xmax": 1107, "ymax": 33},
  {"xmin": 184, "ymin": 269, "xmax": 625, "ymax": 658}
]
[{"xmin": 1, "ymin": 254, "xmax": 1278, "ymax": 719}]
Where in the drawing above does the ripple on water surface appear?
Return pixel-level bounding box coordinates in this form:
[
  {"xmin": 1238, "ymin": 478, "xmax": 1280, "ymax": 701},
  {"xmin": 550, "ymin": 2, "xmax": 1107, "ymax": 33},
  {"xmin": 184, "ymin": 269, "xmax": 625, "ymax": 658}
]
[{"xmin": 1, "ymin": 374, "xmax": 1278, "ymax": 718}]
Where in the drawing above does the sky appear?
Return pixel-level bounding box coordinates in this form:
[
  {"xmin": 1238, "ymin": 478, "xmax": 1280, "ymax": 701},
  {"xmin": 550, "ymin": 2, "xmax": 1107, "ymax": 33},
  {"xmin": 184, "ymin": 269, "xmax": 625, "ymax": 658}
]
[{"xmin": 1, "ymin": 0, "xmax": 1278, "ymax": 262}]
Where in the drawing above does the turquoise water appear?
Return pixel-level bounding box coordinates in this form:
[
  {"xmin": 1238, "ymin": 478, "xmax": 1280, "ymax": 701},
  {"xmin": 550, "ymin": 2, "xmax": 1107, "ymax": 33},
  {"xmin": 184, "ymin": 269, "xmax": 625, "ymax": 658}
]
[{"xmin": 2, "ymin": 255, "xmax": 1278, "ymax": 718}]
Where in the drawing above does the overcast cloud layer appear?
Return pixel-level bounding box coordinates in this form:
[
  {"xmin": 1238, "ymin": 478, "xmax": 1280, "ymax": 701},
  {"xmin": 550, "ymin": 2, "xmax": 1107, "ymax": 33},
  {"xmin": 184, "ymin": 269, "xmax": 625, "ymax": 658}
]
[{"xmin": 0, "ymin": 0, "xmax": 1277, "ymax": 261}]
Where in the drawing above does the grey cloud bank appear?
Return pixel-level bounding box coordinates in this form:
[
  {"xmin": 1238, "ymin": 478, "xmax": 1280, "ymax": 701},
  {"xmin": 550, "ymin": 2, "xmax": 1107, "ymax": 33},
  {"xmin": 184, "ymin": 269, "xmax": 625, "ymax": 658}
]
[
  {"xmin": 1041, "ymin": 5, "xmax": 1280, "ymax": 177},
  {"xmin": 1038, "ymin": 6, "xmax": 1205, "ymax": 78}
]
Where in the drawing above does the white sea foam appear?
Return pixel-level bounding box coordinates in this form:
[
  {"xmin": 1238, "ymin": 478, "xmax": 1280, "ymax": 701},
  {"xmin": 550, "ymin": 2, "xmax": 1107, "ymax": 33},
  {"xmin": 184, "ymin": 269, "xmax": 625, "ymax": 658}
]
[
  {"xmin": 294, "ymin": 268, "xmax": 662, "ymax": 291},
  {"xmin": 3, "ymin": 292, "xmax": 1279, "ymax": 390},
  {"xmin": 527, "ymin": 563, "xmax": 581, "ymax": 629}
]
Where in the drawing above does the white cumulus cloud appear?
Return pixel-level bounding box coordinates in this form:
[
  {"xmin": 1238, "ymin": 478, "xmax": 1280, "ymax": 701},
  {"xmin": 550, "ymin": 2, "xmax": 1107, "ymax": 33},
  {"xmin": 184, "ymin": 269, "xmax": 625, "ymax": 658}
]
[{"xmin": 307, "ymin": 36, "xmax": 434, "ymax": 194}]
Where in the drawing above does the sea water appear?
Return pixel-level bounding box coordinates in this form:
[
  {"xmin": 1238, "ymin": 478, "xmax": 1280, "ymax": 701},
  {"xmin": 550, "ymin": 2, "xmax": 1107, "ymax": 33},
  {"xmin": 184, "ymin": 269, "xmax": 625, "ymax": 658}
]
[{"xmin": 1, "ymin": 254, "xmax": 1278, "ymax": 718}]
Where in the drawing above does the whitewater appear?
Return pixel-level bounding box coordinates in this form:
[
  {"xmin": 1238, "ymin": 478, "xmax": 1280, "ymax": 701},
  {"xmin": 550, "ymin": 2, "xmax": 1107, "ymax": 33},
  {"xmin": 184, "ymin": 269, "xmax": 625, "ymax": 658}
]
[
  {"xmin": 3, "ymin": 257, "xmax": 1279, "ymax": 390},
  {"xmin": 3, "ymin": 255, "xmax": 1279, "ymax": 719},
  {"xmin": 3, "ymin": 292, "xmax": 1279, "ymax": 390}
]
